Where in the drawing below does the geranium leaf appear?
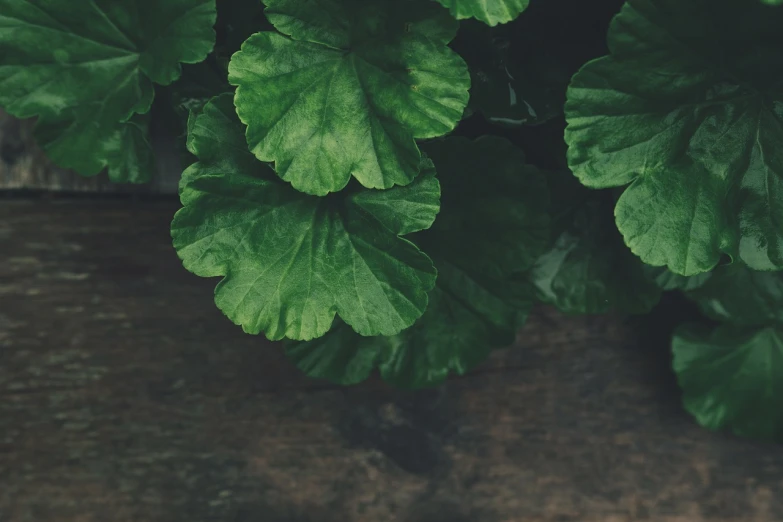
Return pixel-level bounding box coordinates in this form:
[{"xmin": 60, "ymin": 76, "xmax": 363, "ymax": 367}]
[
  {"xmin": 287, "ymin": 136, "xmax": 548, "ymax": 388},
  {"xmin": 531, "ymin": 171, "xmax": 661, "ymax": 314},
  {"xmin": 171, "ymin": 94, "xmax": 439, "ymax": 341},
  {"xmin": 228, "ymin": 0, "xmax": 470, "ymax": 195},
  {"xmin": 433, "ymin": 0, "xmax": 530, "ymax": 26},
  {"xmin": 0, "ymin": 0, "xmax": 217, "ymax": 180},
  {"xmin": 673, "ymin": 323, "xmax": 783, "ymax": 442},
  {"xmin": 34, "ymin": 113, "xmax": 155, "ymax": 184},
  {"xmin": 564, "ymin": 0, "xmax": 783, "ymax": 275}
]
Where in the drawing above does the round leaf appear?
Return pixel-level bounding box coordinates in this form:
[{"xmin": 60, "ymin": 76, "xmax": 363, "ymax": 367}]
[
  {"xmin": 0, "ymin": 0, "xmax": 217, "ymax": 179},
  {"xmin": 228, "ymin": 0, "xmax": 470, "ymax": 195},
  {"xmin": 287, "ymin": 136, "xmax": 549, "ymax": 388},
  {"xmin": 172, "ymin": 94, "xmax": 439, "ymax": 341},
  {"xmin": 564, "ymin": 0, "xmax": 783, "ymax": 275},
  {"xmin": 433, "ymin": 0, "xmax": 530, "ymax": 26}
]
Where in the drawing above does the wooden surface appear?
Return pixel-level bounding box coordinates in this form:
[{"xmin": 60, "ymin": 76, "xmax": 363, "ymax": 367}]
[
  {"xmin": 1, "ymin": 200, "xmax": 783, "ymax": 522},
  {"xmin": 0, "ymin": 111, "xmax": 179, "ymax": 193}
]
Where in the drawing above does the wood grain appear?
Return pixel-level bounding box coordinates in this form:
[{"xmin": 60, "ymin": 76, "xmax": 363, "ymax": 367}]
[
  {"xmin": 1, "ymin": 200, "xmax": 782, "ymax": 522},
  {"xmin": 0, "ymin": 111, "xmax": 179, "ymax": 193}
]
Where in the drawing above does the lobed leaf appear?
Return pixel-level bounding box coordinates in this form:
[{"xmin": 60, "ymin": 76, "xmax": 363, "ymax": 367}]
[
  {"xmin": 171, "ymin": 94, "xmax": 440, "ymax": 341},
  {"xmin": 564, "ymin": 0, "xmax": 783, "ymax": 275},
  {"xmin": 432, "ymin": 0, "xmax": 530, "ymax": 26},
  {"xmin": 0, "ymin": 0, "xmax": 217, "ymax": 181},
  {"xmin": 287, "ymin": 136, "xmax": 548, "ymax": 388},
  {"xmin": 228, "ymin": 0, "xmax": 470, "ymax": 195}
]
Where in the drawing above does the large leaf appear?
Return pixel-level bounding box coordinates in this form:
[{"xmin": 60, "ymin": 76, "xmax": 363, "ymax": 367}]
[
  {"xmin": 171, "ymin": 94, "xmax": 439, "ymax": 341},
  {"xmin": 564, "ymin": 0, "xmax": 783, "ymax": 275},
  {"xmin": 433, "ymin": 0, "xmax": 530, "ymax": 26},
  {"xmin": 287, "ymin": 136, "xmax": 549, "ymax": 388},
  {"xmin": 0, "ymin": 0, "xmax": 217, "ymax": 181},
  {"xmin": 673, "ymin": 323, "xmax": 783, "ymax": 442},
  {"xmin": 228, "ymin": 0, "xmax": 470, "ymax": 195},
  {"xmin": 684, "ymin": 264, "xmax": 783, "ymax": 326},
  {"xmin": 531, "ymin": 172, "xmax": 661, "ymax": 314}
]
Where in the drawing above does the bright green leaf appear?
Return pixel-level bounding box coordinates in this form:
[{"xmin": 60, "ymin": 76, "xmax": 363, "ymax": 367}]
[
  {"xmin": 532, "ymin": 171, "xmax": 661, "ymax": 314},
  {"xmin": 673, "ymin": 323, "xmax": 783, "ymax": 442},
  {"xmin": 564, "ymin": 0, "xmax": 783, "ymax": 275},
  {"xmin": 228, "ymin": 0, "xmax": 470, "ymax": 195},
  {"xmin": 171, "ymin": 94, "xmax": 439, "ymax": 341},
  {"xmin": 685, "ymin": 264, "xmax": 783, "ymax": 326},
  {"xmin": 0, "ymin": 0, "xmax": 216, "ymax": 180},
  {"xmin": 433, "ymin": 0, "xmax": 530, "ymax": 26},
  {"xmin": 287, "ymin": 136, "xmax": 548, "ymax": 388}
]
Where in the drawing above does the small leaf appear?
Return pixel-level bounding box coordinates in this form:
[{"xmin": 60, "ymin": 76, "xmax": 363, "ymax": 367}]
[
  {"xmin": 172, "ymin": 94, "xmax": 439, "ymax": 341},
  {"xmin": 433, "ymin": 0, "xmax": 530, "ymax": 26},
  {"xmin": 673, "ymin": 323, "xmax": 783, "ymax": 442},
  {"xmin": 564, "ymin": 0, "xmax": 783, "ymax": 275},
  {"xmin": 228, "ymin": 0, "xmax": 469, "ymax": 195}
]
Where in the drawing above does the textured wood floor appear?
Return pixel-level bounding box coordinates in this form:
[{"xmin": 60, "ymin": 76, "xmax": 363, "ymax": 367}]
[{"xmin": 1, "ymin": 200, "xmax": 782, "ymax": 522}]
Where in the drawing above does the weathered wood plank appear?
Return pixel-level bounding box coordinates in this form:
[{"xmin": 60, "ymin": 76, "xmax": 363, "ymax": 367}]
[
  {"xmin": 1, "ymin": 200, "xmax": 782, "ymax": 522},
  {"xmin": 0, "ymin": 111, "xmax": 179, "ymax": 193}
]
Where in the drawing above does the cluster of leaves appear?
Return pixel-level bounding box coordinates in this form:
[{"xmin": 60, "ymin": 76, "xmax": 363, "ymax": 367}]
[{"xmin": 2, "ymin": 0, "xmax": 783, "ymax": 442}]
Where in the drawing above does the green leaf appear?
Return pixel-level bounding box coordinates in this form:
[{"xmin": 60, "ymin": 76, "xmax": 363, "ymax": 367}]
[
  {"xmin": 684, "ymin": 264, "xmax": 783, "ymax": 326},
  {"xmin": 673, "ymin": 323, "xmax": 783, "ymax": 442},
  {"xmin": 287, "ymin": 272, "xmax": 535, "ymax": 388},
  {"xmin": 34, "ymin": 113, "xmax": 155, "ymax": 184},
  {"xmin": 433, "ymin": 0, "xmax": 530, "ymax": 26},
  {"xmin": 171, "ymin": 94, "xmax": 439, "ymax": 341},
  {"xmin": 228, "ymin": 0, "xmax": 470, "ymax": 196},
  {"xmin": 0, "ymin": 0, "xmax": 216, "ymax": 180},
  {"xmin": 287, "ymin": 136, "xmax": 548, "ymax": 388},
  {"xmin": 644, "ymin": 266, "xmax": 712, "ymax": 292},
  {"xmin": 564, "ymin": 0, "xmax": 783, "ymax": 275},
  {"xmin": 531, "ymin": 172, "xmax": 661, "ymax": 314}
]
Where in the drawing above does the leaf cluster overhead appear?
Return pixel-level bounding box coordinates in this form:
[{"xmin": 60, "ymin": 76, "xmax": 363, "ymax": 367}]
[{"xmin": 3, "ymin": 0, "xmax": 783, "ymax": 443}]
